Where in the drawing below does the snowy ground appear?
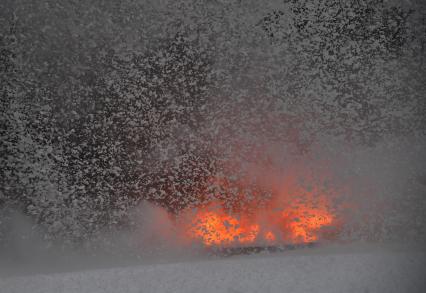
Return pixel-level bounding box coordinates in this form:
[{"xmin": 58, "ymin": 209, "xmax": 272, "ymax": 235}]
[{"xmin": 1, "ymin": 244, "xmax": 425, "ymax": 293}]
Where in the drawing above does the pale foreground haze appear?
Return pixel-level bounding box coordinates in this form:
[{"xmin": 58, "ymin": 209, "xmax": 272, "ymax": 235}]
[{"xmin": 1, "ymin": 0, "xmax": 425, "ymax": 292}]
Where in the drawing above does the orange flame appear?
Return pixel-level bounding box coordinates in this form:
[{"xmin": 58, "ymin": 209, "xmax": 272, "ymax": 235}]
[
  {"xmin": 181, "ymin": 182, "xmax": 337, "ymax": 247},
  {"xmin": 183, "ymin": 199, "xmax": 335, "ymax": 246},
  {"xmin": 185, "ymin": 206, "xmax": 261, "ymax": 246},
  {"xmin": 281, "ymin": 206, "xmax": 334, "ymax": 243},
  {"xmin": 189, "ymin": 210, "xmax": 240, "ymax": 246}
]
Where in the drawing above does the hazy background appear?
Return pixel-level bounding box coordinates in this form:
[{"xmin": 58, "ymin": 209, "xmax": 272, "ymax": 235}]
[{"xmin": 1, "ymin": 0, "xmax": 425, "ymax": 275}]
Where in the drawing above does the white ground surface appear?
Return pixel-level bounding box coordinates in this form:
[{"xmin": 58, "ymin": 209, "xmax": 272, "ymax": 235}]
[{"xmin": 1, "ymin": 244, "xmax": 425, "ymax": 293}]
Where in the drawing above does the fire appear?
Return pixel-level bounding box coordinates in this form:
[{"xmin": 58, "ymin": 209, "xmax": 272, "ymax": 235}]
[
  {"xmin": 265, "ymin": 231, "xmax": 276, "ymax": 242},
  {"xmin": 282, "ymin": 206, "xmax": 334, "ymax": 243},
  {"xmin": 187, "ymin": 209, "xmax": 260, "ymax": 246},
  {"xmin": 176, "ymin": 167, "xmax": 338, "ymax": 246},
  {"xmin": 181, "ymin": 186, "xmax": 337, "ymax": 247}
]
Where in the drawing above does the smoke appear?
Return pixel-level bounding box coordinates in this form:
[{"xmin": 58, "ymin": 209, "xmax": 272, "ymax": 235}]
[
  {"xmin": 128, "ymin": 201, "xmax": 189, "ymax": 253},
  {"xmin": 0, "ymin": 211, "xmax": 47, "ymax": 262},
  {"xmin": 1, "ymin": 0, "xmax": 425, "ymax": 278},
  {"xmin": 182, "ymin": 129, "xmax": 426, "ymax": 245},
  {"xmin": 312, "ymin": 135, "xmax": 426, "ymax": 243},
  {"xmin": 1, "ymin": 135, "xmax": 424, "ymax": 277},
  {"xmin": 0, "ymin": 201, "xmax": 202, "ymax": 277}
]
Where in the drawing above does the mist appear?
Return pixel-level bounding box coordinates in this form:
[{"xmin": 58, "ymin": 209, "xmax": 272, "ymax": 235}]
[
  {"xmin": 1, "ymin": 0, "xmax": 425, "ymax": 286},
  {"xmin": 1, "ymin": 135, "xmax": 425, "ymax": 276}
]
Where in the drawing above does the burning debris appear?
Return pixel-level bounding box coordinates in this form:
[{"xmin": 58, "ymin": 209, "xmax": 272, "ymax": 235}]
[
  {"xmin": 127, "ymin": 152, "xmax": 354, "ymax": 256},
  {"xmin": 179, "ymin": 190, "xmax": 337, "ymax": 248},
  {"xmin": 139, "ymin": 163, "xmax": 345, "ymax": 250}
]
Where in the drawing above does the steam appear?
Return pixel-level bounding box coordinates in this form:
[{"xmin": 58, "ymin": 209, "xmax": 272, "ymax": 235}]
[
  {"xmin": 1, "ymin": 135, "xmax": 424, "ymax": 277},
  {"xmin": 314, "ymin": 135, "xmax": 426, "ymax": 242},
  {"xmin": 137, "ymin": 135, "xmax": 426, "ymax": 248},
  {"xmin": 129, "ymin": 201, "xmax": 181, "ymax": 252}
]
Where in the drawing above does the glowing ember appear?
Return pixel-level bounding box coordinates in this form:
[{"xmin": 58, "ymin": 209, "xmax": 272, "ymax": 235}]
[
  {"xmin": 185, "ymin": 206, "xmax": 260, "ymax": 246},
  {"xmin": 181, "ymin": 195, "xmax": 336, "ymax": 247},
  {"xmin": 282, "ymin": 206, "xmax": 334, "ymax": 243},
  {"xmin": 179, "ymin": 169, "xmax": 339, "ymax": 247},
  {"xmin": 264, "ymin": 231, "xmax": 276, "ymax": 242}
]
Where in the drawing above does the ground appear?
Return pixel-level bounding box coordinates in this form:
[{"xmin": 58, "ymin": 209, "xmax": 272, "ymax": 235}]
[{"xmin": 1, "ymin": 243, "xmax": 425, "ymax": 293}]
